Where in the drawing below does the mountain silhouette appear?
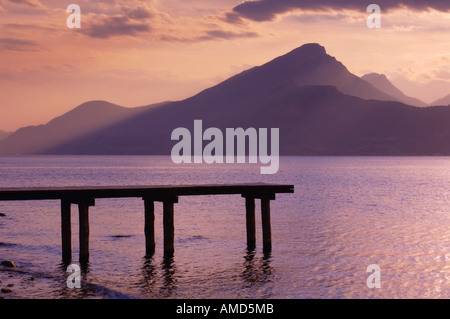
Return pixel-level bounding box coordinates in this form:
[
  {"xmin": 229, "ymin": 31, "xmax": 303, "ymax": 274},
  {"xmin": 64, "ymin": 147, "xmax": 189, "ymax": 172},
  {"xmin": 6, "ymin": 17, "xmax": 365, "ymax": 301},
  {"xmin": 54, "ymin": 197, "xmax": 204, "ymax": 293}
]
[
  {"xmin": 0, "ymin": 100, "xmax": 168, "ymax": 154},
  {"xmin": 0, "ymin": 130, "xmax": 10, "ymax": 141},
  {"xmin": 361, "ymin": 73, "xmax": 426, "ymax": 107},
  {"xmin": 205, "ymin": 43, "xmax": 396, "ymax": 102},
  {"xmin": 2, "ymin": 43, "xmax": 450, "ymax": 155},
  {"xmin": 431, "ymin": 93, "xmax": 450, "ymax": 106}
]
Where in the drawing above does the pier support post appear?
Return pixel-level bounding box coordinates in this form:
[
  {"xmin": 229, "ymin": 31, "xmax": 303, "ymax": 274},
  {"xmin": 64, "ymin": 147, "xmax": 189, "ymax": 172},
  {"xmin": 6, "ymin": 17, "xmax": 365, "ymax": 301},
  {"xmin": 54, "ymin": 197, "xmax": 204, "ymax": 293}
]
[
  {"xmin": 143, "ymin": 199, "xmax": 155, "ymax": 256},
  {"xmin": 261, "ymin": 195, "xmax": 274, "ymax": 252},
  {"xmin": 163, "ymin": 196, "xmax": 178, "ymax": 257},
  {"xmin": 77, "ymin": 198, "xmax": 95, "ymax": 264},
  {"xmin": 244, "ymin": 196, "xmax": 256, "ymax": 250},
  {"xmin": 61, "ymin": 199, "xmax": 72, "ymax": 262}
]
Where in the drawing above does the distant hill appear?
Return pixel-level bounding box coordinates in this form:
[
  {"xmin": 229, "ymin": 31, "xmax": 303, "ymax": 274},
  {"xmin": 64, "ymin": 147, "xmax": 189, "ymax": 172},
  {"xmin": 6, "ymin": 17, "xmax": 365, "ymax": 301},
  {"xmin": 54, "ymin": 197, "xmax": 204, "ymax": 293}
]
[
  {"xmin": 431, "ymin": 94, "xmax": 450, "ymax": 106},
  {"xmin": 0, "ymin": 130, "xmax": 11, "ymax": 141},
  {"xmin": 2, "ymin": 43, "xmax": 450, "ymax": 156},
  {"xmin": 0, "ymin": 100, "xmax": 168, "ymax": 154},
  {"xmin": 361, "ymin": 73, "xmax": 426, "ymax": 107}
]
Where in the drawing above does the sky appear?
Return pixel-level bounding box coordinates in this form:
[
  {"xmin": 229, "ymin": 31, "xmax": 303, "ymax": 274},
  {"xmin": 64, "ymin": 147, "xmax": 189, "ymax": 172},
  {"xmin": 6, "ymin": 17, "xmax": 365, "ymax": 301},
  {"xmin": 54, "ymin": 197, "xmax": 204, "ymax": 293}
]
[{"xmin": 1, "ymin": 0, "xmax": 450, "ymax": 132}]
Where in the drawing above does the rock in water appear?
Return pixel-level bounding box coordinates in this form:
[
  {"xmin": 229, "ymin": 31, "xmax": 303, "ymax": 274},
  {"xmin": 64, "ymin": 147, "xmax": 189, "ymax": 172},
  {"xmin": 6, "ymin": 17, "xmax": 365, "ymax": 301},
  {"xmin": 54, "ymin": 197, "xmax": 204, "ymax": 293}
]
[
  {"xmin": 0, "ymin": 213, "xmax": 6, "ymax": 217},
  {"xmin": 0, "ymin": 260, "xmax": 16, "ymax": 267},
  {"xmin": 1, "ymin": 288, "xmax": 12, "ymax": 293}
]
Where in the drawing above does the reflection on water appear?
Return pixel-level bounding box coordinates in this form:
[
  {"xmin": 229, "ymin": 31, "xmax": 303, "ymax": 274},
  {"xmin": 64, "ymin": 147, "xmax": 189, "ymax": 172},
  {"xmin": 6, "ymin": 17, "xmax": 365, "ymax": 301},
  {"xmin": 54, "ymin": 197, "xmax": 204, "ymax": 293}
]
[
  {"xmin": 137, "ymin": 251, "xmax": 273, "ymax": 299},
  {"xmin": 24, "ymin": 249, "xmax": 276, "ymax": 300},
  {"xmin": 140, "ymin": 257, "xmax": 157, "ymax": 295},
  {"xmin": 139, "ymin": 256, "xmax": 178, "ymax": 298},
  {"xmin": 160, "ymin": 256, "xmax": 177, "ymax": 297},
  {"xmin": 241, "ymin": 249, "xmax": 273, "ymax": 290}
]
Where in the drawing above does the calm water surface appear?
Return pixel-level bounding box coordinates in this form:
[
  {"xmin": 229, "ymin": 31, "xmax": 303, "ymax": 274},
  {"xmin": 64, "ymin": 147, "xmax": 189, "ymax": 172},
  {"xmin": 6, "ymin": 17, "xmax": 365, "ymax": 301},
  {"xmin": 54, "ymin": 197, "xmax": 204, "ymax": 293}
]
[{"xmin": 0, "ymin": 156, "xmax": 448, "ymax": 299}]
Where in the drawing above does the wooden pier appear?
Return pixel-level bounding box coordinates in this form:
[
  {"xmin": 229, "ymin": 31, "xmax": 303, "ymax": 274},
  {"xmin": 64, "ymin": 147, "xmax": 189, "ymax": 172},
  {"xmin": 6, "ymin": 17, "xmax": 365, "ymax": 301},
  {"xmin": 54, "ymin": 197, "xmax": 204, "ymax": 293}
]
[{"xmin": 0, "ymin": 184, "xmax": 294, "ymax": 262}]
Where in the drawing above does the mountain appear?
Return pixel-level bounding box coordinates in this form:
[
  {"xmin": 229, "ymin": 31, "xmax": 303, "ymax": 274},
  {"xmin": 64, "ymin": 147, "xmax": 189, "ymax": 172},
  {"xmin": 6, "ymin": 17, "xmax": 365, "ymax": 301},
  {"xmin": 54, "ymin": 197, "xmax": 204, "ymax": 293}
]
[
  {"xmin": 431, "ymin": 94, "xmax": 450, "ymax": 106},
  {"xmin": 215, "ymin": 43, "xmax": 396, "ymax": 102},
  {"xmin": 2, "ymin": 43, "xmax": 450, "ymax": 156},
  {"xmin": 0, "ymin": 130, "xmax": 11, "ymax": 141},
  {"xmin": 0, "ymin": 100, "xmax": 168, "ymax": 154},
  {"xmin": 361, "ymin": 73, "xmax": 426, "ymax": 107}
]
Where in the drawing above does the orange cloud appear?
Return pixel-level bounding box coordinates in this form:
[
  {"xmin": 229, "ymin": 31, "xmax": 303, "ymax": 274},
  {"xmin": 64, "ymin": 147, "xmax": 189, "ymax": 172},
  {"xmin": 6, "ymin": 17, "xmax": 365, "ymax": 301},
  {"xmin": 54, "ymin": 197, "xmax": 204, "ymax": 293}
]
[
  {"xmin": 1, "ymin": 0, "xmax": 46, "ymax": 10},
  {"xmin": 0, "ymin": 37, "xmax": 39, "ymax": 51}
]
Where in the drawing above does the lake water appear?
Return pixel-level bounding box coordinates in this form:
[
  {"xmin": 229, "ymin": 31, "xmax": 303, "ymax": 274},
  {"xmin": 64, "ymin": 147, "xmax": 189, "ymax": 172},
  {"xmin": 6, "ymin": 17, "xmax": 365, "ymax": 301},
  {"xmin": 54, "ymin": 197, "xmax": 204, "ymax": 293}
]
[{"xmin": 0, "ymin": 156, "xmax": 448, "ymax": 299}]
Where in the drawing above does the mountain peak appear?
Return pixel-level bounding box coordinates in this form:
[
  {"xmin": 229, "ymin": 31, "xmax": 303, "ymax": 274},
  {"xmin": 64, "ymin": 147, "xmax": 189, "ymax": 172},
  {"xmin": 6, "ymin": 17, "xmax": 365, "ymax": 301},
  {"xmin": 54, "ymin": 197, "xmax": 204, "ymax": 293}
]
[
  {"xmin": 198, "ymin": 42, "xmax": 395, "ymax": 106},
  {"xmin": 280, "ymin": 43, "xmax": 328, "ymax": 63},
  {"xmin": 431, "ymin": 93, "xmax": 450, "ymax": 106},
  {"xmin": 270, "ymin": 43, "xmax": 333, "ymax": 69},
  {"xmin": 362, "ymin": 73, "xmax": 426, "ymax": 107},
  {"xmin": 363, "ymin": 73, "xmax": 388, "ymax": 81},
  {"xmin": 290, "ymin": 43, "xmax": 327, "ymax": 56},
  {"xmin": 73, "ymin": 100, "xmax": 122, "ymax": 111}
]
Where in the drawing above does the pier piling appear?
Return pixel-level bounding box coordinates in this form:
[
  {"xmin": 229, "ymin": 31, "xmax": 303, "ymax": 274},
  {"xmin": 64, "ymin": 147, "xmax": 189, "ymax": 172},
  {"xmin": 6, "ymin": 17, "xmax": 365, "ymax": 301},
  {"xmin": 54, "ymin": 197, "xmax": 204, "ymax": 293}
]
[
  {"xmin": 244, "ymin": 196, "xmax": 256, "ymax": 250},
  {"xmin": 163, "ymin": 196, "xmax": 178, "ymax": 257},
  {"xmin": 143, "ymin": 199, "xmax": 156, "ymax": 256},
  {"xmin": 77, "ymin": 198, "xmax": 95, "ymax": 264},
  {"xmin": 261, "ymin": 196, "xmax": 273, "ymax": 252},
  {"xmin": 61, "ymin": 199, "xmax": 72, "ymax": 262}
]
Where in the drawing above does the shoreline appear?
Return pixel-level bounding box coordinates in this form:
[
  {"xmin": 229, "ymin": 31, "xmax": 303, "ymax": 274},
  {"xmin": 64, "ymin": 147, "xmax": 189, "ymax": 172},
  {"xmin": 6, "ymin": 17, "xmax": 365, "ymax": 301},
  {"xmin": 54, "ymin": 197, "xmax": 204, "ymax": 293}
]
[{"xmin": 0, "ymin": 267, "xmax": 36, "ymax": 299}]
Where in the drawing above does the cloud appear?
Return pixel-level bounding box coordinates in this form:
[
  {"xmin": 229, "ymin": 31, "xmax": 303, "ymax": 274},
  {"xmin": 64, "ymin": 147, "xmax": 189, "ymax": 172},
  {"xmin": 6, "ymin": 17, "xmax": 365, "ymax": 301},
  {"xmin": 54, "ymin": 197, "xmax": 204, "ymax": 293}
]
[
  {"xmin": 200, "ymin": 29, "xmax": 259, "ymax": 40},
  {"xmin": 3, "ymin": 23, "xmax": 56, "ymax": 32},
  {"xmin": 85, "ymin": 6, "xmax": 153, "ymax": 39},
  {"xmin": 87, "ymin": 16, "xmax": 152, "ymax": 39},
  {"xmin": 286, "ymin": 12, "xmax": 351, "ymax": 23},
  {"xmin": 433, "ymin": 67, "xmax": 450, "ymax": 81},
  {"xmin": 80, "ymin": 2, "xmax": 260, "ymax": 42},
  {"xmin": 230, "ymin": 0, "xmax": 450, "ymax": 22},
  {"xmin": 0, "ymin": 37, "xmax": 38, "ymax": 51},
  {"xmin": 160, "ymin": 29, "xmax": 259, "ymax": 42},
  {"xmin": 123, "ymin": 6, "xmax": 153, "ymax": 19},
  {"xmin": 2, "ymin": 0, "xmax": 46, "ymax": 10},
  {"xmin": 6, "ymin": 0, "xmax": 43, "ymax": 8}
]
